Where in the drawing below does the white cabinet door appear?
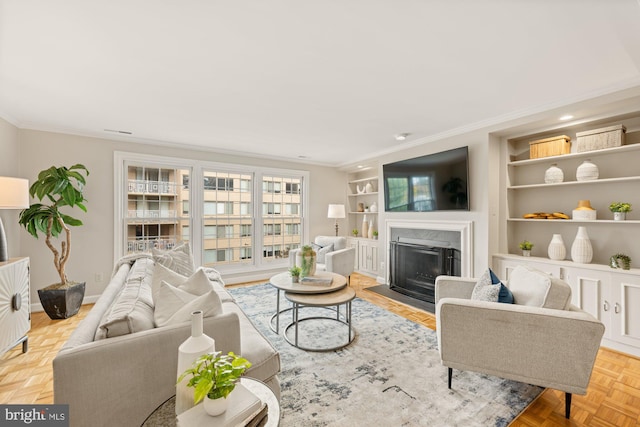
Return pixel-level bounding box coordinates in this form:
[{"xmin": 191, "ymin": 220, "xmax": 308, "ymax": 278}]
[
  {"xmin": 609, "ymin": 273, "xmax": 640, "ymax": 350},
  {"xmin": 0, "ymin": 258, "xmax": 30, "ymax": 355},
  {"xmin": 346, "ymin": 238, "xmax": 359, "ymax": 270},
  {"xmin": 561, "ymin": 266, "xmax": 610, "ymax": 326}
]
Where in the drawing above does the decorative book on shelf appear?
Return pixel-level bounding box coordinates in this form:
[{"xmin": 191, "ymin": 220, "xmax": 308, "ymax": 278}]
[
  {"xmin": 300, "ymin": 276, "xmax": 333, "ymax": 286},
  {"xmin": 176, "ymin": 382, "xmax": 264, "ymax": 427}
]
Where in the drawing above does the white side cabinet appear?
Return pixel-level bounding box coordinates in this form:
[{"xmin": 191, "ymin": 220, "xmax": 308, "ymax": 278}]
[
  {"xmin": 0, "ymin": 257, "xmax": 30, "ymax": 355},
  {"xmin": 493, "ymin": 254, "xmax": 640, "ymax": 357},
  {"xmin": 347, "ymin": 237, "xmax": 379, "ymax": 277}
]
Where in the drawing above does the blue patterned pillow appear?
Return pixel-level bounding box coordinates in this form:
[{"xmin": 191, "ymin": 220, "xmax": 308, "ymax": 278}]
[{"xmin": 489, "ymin": 268, "xmax": 514, "ymax": 304}]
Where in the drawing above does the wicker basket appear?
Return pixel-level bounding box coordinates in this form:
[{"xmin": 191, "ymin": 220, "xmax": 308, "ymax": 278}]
[
  {"xmin": 576, "ymin": 124, "xmax": 626, "ymax": 152},
  {"xmin": 529, "ymin": 135, "xmax": 571, "ymax": 159}
]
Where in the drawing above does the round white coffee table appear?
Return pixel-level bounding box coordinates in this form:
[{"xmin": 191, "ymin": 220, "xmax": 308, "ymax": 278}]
[
  {"xmin": 268, "ymin": 271, "xmax": 347, "ymax": 334},
  {"xmin": 283, "ymin": 286, "xmax": 356, "ymax": 352}
]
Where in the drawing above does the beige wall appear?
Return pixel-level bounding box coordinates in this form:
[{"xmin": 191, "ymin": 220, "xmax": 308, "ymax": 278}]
[
  {"xmin": 18, "ymin": 129, "xmax": 346, "ymax": 305},
  {"xmin": 0, "ymin": 117, "xmax": 24, "ymax": 258}
]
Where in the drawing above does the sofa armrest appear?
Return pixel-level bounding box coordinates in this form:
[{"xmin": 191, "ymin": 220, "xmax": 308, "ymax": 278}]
[
  {"xmin": 325, "ymin": 247, "xmax": 355, "ymax": 278},
  {"xmin": 435, "ymin": 276, "xmax": 477, "ymax": 302},
  {"xmin": 54, "ymin": 312, "xmax": 241, "ymax": 427},
  {"xmin": 436, "ymin": 298, "xmax": 605, "ymax": 395}
]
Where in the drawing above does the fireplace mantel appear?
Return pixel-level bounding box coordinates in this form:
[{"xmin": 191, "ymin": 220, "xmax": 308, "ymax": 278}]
[{"xmin": 385, "ymin": 219, "xmax": 473, "ymax": 278}]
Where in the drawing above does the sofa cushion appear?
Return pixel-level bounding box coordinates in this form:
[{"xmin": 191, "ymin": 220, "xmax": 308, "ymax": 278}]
[
  {"xmin": 222, "ymin": 302, "xmax": 281, "ymax": 384},
  {"xmin": 471, "ymin": 269, "xmax": 500, "ymax": 302},
  {"xmin": 151, "ymin": 263, "xmax": 233, "ymax": 303},
  {"xmin": 489, "ymin": 268, "xmax": 514, "ymax": 304},
  {"xmin": 152, "ymin": 242, "xmax": 195, "ymax": 276},
  {"xmin": 154, "ymin": 282, "xmax": 223, "ymax": 327},
  {"xmin": 508, "ymin": 265, "xmax": 572, "ymax": 309},
  {"xmin": 95, "ymin": 258, "xmax": 155, "ymax": 340}
]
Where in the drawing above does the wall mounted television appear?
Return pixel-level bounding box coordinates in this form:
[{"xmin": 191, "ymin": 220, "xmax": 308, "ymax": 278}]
[{"xmin": 383, "ymin": 146, "xmax": 469, "ymax": 212}]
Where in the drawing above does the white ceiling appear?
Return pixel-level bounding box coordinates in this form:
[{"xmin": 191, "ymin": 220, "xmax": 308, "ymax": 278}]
[{"xmin": 1, "ymin": 1, "xmax": 640, "ymax": 167}]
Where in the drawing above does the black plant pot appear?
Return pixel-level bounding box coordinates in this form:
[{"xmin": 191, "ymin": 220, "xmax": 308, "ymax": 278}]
[{"xmin": 38, "ymin": 282, "xmax": 86, "ymax": 320}]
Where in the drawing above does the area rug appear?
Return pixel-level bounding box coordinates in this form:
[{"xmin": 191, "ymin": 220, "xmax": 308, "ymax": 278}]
[{"xmin": 228, "ymin": 284, "xmax": 543, "ymax": 427}]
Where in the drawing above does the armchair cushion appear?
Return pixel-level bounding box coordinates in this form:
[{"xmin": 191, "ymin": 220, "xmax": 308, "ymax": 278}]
[
  {"xmin": 471, "ymin": 270, "xmax": 500, "ymax": 302},
  {"xmin": 509, "ymin": 265, "xmax": 571, "ymax": 310},
  {"xmin": 311, "ymin": 242, "xmax": 334, "ymax": 264}
]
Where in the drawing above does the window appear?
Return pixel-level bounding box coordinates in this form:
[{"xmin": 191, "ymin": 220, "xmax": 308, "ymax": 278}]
[{"xmin": 116, "ymin": 152, "xmax": 307, "ymax": 274}]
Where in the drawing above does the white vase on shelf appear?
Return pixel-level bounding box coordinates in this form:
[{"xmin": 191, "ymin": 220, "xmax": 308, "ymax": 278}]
[
  {"xmin": 576, "ymin": 160, "xmax": 599, "ymax": 181},
  {"xmin": 365, "ymin": 182, "xmax": 373, "ymax": 193},
  {"xmin": 571, "ymin": 227, "xmax": 593, "ymax": 264},
  {"xmin": 362, "ymin": 215, "xmax": 368, "ymax": 239},
  {"xmin": 544, "ymin": 164, "xmax": 564, "ymax": 184},
  {"xmin": 367, "ymin": 220, "xmax": 374, "ymax": 239},
  {"xmin": 176, "ymin": 311, "xmax": 215, "ymax": 415},
  {"xmin": 547, "ymin": 234, "xmax": 566, "ymax": 261},
  {"xmin": 370, "ymin": 202, "xmax": 378, "ymax": 213}
]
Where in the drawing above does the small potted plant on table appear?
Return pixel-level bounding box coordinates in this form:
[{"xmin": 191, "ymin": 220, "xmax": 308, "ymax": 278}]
[
  {"xmin": 177, "ymin": 351, "xmax": 252, "ymax": 416},
  {"xmin": 519, "ymin": 240, "xmax": 533, "ymax": 257},
  {"xmin": 289, "ymin": 266, "xmax": 301, "ymax": 283},
  {"xmin": 609, "ymin": 202, "xmax": 632, "ymax": 221}
]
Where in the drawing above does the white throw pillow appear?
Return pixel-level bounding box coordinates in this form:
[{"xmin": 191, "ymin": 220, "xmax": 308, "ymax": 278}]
[
  {"xmin": 151, "ymin": 263, "xmax": 233, "ymax": 303},
  {"xmin": 154, "ymin": 281, "xmax": 223, "ymax": 327},
  {"xmin": 471, "ymin": 269, "xmax": 500, "ymax": 302},
  {"xmin": 152, "ymin": 242, "xmax": 195, "ymax": 276},
  {"xmin": 508, "ymin": 265, "xmax": 551, "ymax": 307}
]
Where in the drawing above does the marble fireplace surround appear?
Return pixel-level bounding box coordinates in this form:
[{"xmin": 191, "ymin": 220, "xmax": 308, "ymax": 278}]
[{"xmin": 385, "ymin": 219, "xmax": 473, "ymax": 279}]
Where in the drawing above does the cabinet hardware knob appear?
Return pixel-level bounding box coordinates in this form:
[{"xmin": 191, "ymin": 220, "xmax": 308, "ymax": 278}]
[
  {"xmin": 12, "ymin": 293, "xmax": 22, "ymax": 311},
  {"xmin": 604, "ymin": 301, "xmax": 609, "ymax": 312},
  {"xmin": 614, "ymin": 303, "xmax": 621, "ymax": 314}
]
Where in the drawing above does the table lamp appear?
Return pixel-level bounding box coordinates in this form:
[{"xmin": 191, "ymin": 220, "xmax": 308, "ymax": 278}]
[
  {"xmin": 0, "ymin": 177, "xmax": 30, "ymax": 262},
  {"xmin": 327, "ymin": 204, "xmax": 345, "ymax": 236}
]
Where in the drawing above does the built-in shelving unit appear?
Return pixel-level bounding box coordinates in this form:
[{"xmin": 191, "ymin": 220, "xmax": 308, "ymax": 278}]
[
  {"xmin": 346, "ymin": 170, "xmax": 380, "ymax": 277},
  {"xmin": 502, "ymin": 113, "xmax": 640, "ymax": 266}
]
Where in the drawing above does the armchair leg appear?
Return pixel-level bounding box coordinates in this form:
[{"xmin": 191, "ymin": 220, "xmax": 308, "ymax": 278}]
[
  {"xmin": 565, "ymin": 392, "xmax": 572, "ymax": 419},
  {"xmin": 448, "ymin": 367, "xmax": 452, "ymax": 389}
]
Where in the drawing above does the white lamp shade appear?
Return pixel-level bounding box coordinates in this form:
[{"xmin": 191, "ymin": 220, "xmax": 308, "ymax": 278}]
[
  {"xmin": 327, "ymin": 204, "xmax": 346, "ymax": 219},
  {"xmin": 0, "ymin": 177, "xmax": 30, "ymax": 209}
]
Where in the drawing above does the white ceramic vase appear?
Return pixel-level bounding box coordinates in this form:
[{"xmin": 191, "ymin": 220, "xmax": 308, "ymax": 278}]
[
  {"xmin": 571, "ymin": 226, "xmax": 593, "ymax": 263},
  {"xmin": 367, "ymin": 220, "xmax": 374, "ymax": 239},
  {"xmin": 576, "ymin": 160, "xmax": 599, "ymax": 181},
  {"xmin": 370, "ymin": 202, "xmax": 378, "ymax": 213},
  {"xmin": 204, "ymin": 395, "xmax": 228, "ymax": 416},
  {"xmin": 547, "ymin": 234, "xmax": 566, "ymax": 260},
  {"xmin": 362, "ymin": 215, "xmax": 369, "ymax": 239},
  {"xmin": 544, "ymin": 164, "xmax": 564, "ymax": 184},
  {"xmin": 176, "ymin": 311, "xmax": 215, "ymax": 415},
  {"xmin": 365, "ymin": 182, "xmax": 373, "ymax": 193}
]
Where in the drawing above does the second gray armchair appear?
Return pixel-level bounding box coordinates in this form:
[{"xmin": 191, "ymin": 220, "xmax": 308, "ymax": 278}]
[{"xmin": 289, "ymin": 236, "xmax": 355, "ymax": 282}]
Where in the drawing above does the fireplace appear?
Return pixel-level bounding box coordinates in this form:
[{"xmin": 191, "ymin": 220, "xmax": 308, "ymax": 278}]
[{"xmin": 389, "ymin": 240, "xmax": 459, "ymax": 313}]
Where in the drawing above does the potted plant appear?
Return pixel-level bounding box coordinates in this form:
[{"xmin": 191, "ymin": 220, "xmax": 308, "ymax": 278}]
[
  {"xmin": 609, "ymin": 202, "xmax": 632, "ymax": 221},
  {"xmin": 519, "ymin": 240, "xmax": 533, "ymax": 257},
  {"xmin": 296, "ymin": 245, "xmax": 317, "ymax": 278},
  {"xmin": 289, "ymin": 266, "xmax": 301, "ymax": 283},
  {"xmin": 609, "ymin": 253, "xmax": 631, "ymax": 270},
  {"xmin": 352, "ymin": 229, "xmax": 359, "ymax": 237},
  {"xmin": 177, "ymin": 351, "xmax": 252, "ymax": 416},
  {"xmin": 18, "ymin": 164, "xmax": 89, "ymax": 319},
  {"xmin": 372, "ymin": 230, "xmax": 378, "ymax": 240}
]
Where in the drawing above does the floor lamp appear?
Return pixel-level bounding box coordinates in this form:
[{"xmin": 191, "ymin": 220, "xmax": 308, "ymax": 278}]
[
  {"xmin": 327, "ymin": 204, "xmax": 345, "ymax": 236},
  {"xmin": 0, "ymin": 177, "xmax": 30, "ymax": 262}
]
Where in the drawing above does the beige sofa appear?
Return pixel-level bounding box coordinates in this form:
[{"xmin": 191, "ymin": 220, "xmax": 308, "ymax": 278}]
[
  {"xmin": 53, "ymin": 257, "xmax": 280, "ymax": 427},
  {"xmin": 435, "ymin": 266, "xmax": 605, "ymax": 419}
]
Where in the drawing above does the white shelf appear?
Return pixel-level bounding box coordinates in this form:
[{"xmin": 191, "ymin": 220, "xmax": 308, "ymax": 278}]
[
  {"xmin": 508, "ymin": 218, "xmax": 640, "ymax": 224},
  {"xmin": 348, "ymin": 176, "xmax": 378, "ymax": 184},
  {"xmin": 508, "ymin": 176, "xmax": 640, "ymax": 190},
  {"xmin": 508, "ymin": 142, "xmax": 640, "ymax": 167},
  {"xmin": 348, "ymin": 192, "xmax": 379, "ymax": 197}
]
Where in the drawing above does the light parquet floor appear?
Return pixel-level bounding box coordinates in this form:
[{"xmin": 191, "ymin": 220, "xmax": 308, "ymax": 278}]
[{"xmin": 1, "ymin": 273, "xmax": 638, "ymax": 427}]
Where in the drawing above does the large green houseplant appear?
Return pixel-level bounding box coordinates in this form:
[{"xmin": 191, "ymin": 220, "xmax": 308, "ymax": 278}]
[{"xmin": 18, "ymin": 164, "xmax": 89, "ymax": 319}]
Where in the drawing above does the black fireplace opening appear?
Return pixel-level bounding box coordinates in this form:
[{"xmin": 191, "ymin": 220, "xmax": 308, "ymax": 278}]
[{"xmin": 389, "ymin": 240, "xmax": 460, "ymax": 313}]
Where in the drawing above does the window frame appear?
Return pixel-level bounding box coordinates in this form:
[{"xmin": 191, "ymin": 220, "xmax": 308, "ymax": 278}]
[{"xmin": 114, "ymin": 151, "xmax": 309, "ymax": 274}]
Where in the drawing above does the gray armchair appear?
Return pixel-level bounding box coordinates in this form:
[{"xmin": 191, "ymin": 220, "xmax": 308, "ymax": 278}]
[
  {"xmin": 289, "ymin": 236, "xmax": 355, "ymax": 282},
  {"xmin": 435, "ymin": 266, "xmax": 605, "ymax": 419}
]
